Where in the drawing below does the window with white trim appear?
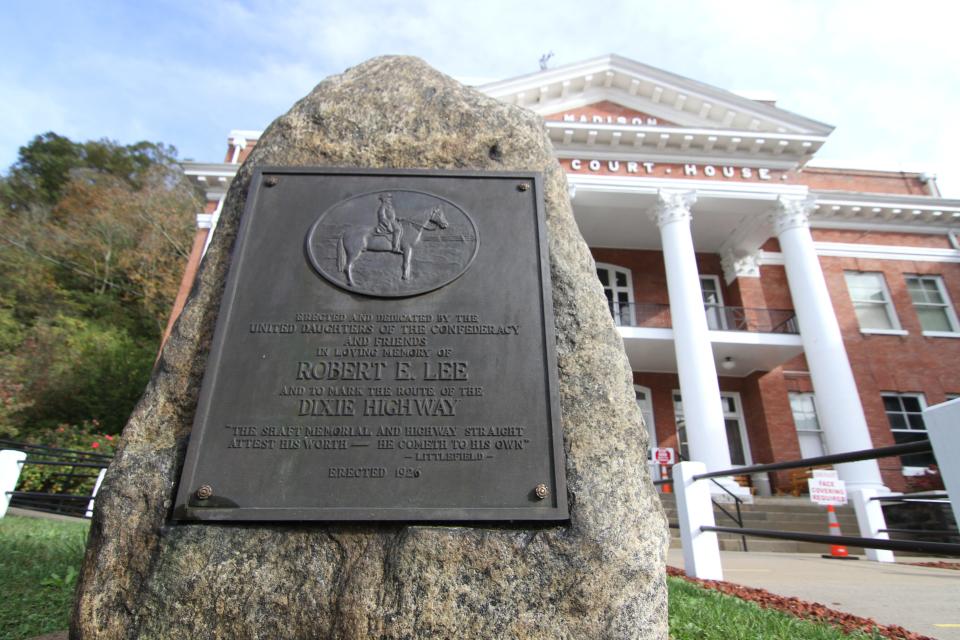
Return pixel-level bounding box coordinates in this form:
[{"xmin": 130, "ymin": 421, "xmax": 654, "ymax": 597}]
[
  {"xmin": 597, "ymin": 263, "xmax": 634, "ymax": 326},
  {"xmin": 881, "ymin": 393, "xmax": 936, "ymax": 468},
  {"xmin": 789, "ymin": 392, "xmax": 827, "ymax": 459},
  {"xmin": 905, "ymin": 275, "xmax": 959, "ymax": 333},
  {"xmin": 634, "ymin": 385, "xmax": 657, "ymax": 449},
  {"xmin": 844, "ymin": 271, "xmax": 900, "ymax": 331},
  {"xmin": 700, "ymin": 275, "xmax": 726, "ymax": 330}
]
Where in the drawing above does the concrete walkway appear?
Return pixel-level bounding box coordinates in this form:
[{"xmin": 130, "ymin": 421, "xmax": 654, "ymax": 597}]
[{"xmin": 668, "ymin": 548, "xmax": 960, "ymax": 640}]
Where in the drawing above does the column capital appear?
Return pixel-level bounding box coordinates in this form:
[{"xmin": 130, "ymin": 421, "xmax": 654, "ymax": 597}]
[
  {"xmin": 720, "ymin": 249, "xmax": 760, "ymax": 284},
  {"xmin": 649, "ymin": 190, "xmax": 697, "ymax": 228},
  {"xmin": 771, "ymin": 196, "xmax": 817, "ymax": 236}
]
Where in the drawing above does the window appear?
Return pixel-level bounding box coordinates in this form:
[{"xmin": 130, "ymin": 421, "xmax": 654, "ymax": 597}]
[
  {"xmin": 673, "ymin": 391, "xmax": 750, "ymax": 465},
  {"xmin": 789, "ymin": 392, "xmax": 827, "ymax": 459},
  {"xmin": 882, "ymin": 393, "xmax": 936, "ymax": 468},
  {"xmin": 700, "ymin": 275, "xmax": 726, "ymax": 330},
  {"xmin": 597, "ymin": 264, "xmax": 634, "ymax": 326},
  {"xmin": 905, "ymin": 275, "xmax": 959, "ymax": 334},
  {"xmin": 635, "ymin": 385, "xmax": 657, "ymax": 449},
  {"xmin": 844, "ymin": 271, "xmax": 901, "ymax": 331}
]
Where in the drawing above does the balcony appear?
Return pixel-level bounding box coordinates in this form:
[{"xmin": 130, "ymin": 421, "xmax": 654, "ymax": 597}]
[
  {"xmin": 608, "ymin": 302, "xmax": 804, "ymax": 376},
  {"xmin": 609, "ymin": 303, "xmax": 799, "ymax": 334}
]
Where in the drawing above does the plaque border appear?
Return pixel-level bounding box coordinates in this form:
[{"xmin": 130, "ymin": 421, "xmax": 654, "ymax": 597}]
[{"xmin": 173, "ymin": 167, "xmax": 568, "ymax": 522}]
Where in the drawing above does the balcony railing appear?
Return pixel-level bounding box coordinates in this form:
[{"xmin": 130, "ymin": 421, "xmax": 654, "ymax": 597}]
[{"xmin": 609, "ymin": 302, "xmax": 799, "ymax": 334}]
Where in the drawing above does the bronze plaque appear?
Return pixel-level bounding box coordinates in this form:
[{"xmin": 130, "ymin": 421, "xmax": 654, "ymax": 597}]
[{"xmin": 173, "ymin": 168, "xmax": 567, "ymax": 521}]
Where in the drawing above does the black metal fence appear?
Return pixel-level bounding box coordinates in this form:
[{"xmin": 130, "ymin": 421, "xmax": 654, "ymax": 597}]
[
  {"xmin": 662, "ymin": 439, "xmax": 960, "ymax": 556},
  {"xmin": 1, "ymin": 439, "xmax": 113, "ymax": 518}
]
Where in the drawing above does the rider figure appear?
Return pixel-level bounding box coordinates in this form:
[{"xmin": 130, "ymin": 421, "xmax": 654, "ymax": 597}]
[{"xmin": 375, "ymin": 193, "xmax": 403, "ymax": 254}]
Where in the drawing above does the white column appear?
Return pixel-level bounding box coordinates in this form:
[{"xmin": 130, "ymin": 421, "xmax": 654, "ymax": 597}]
[
  {"xmin": 0, "ymin": 450, "xmax": 26, "ymax": 518},
  {"xmin": 772, "ymin": 197, "xmax": 885, "ymax": 491},
  {"xmin": 650, "ymin": 190, "xmax": 732, "ymax": 472},
  {"xmin": 85, "ymin": 467, "xmax": 108, "ymax": 519},
  {"xmin": 673, "ymin": 461, "xmax": 724, "ymax": 580}
]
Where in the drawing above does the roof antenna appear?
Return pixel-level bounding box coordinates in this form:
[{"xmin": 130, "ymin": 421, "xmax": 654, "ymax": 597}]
[{"xmin": 539, "ymin": 51, "xmax": 554, "ymax": 71}]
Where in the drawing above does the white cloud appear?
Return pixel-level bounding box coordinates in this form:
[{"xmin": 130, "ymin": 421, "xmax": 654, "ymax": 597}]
[{"xmin": 2, "ymin": 0, "xmax": 959, "ymax": 195}]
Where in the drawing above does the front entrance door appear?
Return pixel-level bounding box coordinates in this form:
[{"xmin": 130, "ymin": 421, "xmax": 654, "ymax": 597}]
[{"xmin": 673, "ymin": 391, "xmax": 751, "ymax": 465}]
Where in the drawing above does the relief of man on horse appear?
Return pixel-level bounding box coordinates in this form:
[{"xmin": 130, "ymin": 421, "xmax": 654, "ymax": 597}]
[{"xmin": 337, "ymin": 193, "xmax": 449, "ymax": 286}]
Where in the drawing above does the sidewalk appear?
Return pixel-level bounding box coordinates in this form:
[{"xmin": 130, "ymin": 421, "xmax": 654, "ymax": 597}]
[{"xmin": 668, "ymin": 548, "xmax": 960, "ymax": 640}]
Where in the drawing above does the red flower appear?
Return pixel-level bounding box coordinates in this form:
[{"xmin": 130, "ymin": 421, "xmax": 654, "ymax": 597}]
[
  {"xmin": 91, "ymin": 442, "xmax": 100, "ymax": 449},
  {"xmin": 105, "ymin": 435, "xmax": 113, "ymax": 441}
]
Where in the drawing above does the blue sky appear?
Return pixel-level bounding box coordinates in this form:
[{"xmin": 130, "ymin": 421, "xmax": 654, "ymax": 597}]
[{"xmin": 3, "ymin": 0, "xmax": 960, "ymax": 196}]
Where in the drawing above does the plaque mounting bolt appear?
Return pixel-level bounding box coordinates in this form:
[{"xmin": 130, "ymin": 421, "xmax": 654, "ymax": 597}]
[
  {"xmin": 534, "ymin": 483, "xmax": 549, "ymax": 500},
  {"xmin": 264, "ymin": 176, "xmax": 279, "ymax": 187},
  {"xmin": 195, "ymin": 485, "xmax": 213, "ymax": 500},
  {"xmin": 517, "ymin": 183, "xmax": 529, "ymax": 192}
]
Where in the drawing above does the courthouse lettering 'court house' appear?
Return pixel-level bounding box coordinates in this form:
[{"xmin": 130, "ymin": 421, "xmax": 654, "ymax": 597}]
[{"xmin": 175, "ymin": 54, "xmax": 960, "ymax": 496}]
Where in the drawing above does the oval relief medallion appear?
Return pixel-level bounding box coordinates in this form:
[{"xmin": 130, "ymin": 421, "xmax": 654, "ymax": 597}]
[{"xmin": 306, "ymin": 190, "xmax": 479, "ymax": 297}]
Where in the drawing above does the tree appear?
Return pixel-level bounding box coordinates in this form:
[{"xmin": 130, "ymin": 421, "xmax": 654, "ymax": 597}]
[{"xmin": 0, "ymin": 133, "xmax": 200, "ymax": 436}]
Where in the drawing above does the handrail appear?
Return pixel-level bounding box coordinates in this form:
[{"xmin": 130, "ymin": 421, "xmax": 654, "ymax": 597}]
[
  {"xmin": 693, "ymin": 440, "xmax": 932, "ymax": 481},
  {"xmin": 871, "ymin": 490, "xmax": 948, "ymax": 502},
  {"xmin": 706, "ymin": 478, "xmax": 748, "ymax": 551},
  {"xmin": 703, "ymin": 526, "xmax": 960, "ymax": 556},
  {"xmin": 2, "ymin": 439, "xmax": 113, "ymax": 518},
  {"xmin": 658, "ymin": 450, "xmax": 749, "ymax": 551},
  {"xmin": 0, "ymin": 439, "xmax": 113, "ymax": 462}
]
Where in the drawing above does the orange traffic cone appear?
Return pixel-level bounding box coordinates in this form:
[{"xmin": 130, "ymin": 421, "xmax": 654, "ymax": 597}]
[
  {"xmin": 661, "ymin": 465, "xmax": 672, "ymax": 494},
  {"xmin": 822, "ymin": 504, "xmax": 857, "ymax": 560}
]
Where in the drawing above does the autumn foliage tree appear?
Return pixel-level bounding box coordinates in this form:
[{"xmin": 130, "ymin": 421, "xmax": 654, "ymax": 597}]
[{"xmin": 0, "ymin": 133, "xmax": 200, "ymax": 437}]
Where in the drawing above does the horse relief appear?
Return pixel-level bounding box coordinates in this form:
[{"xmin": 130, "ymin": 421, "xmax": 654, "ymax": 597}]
[{"xmin": 306, "ymin": 190, "xmax": 479, "ymax": 297}]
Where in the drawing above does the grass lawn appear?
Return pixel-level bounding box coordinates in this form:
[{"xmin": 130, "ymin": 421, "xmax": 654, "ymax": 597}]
[
  {"xmin": 668, "ymin": 577, "xmax": 883, "ymax": 640},
  {"xmin": 0, "ymin": 515, "xmax": 89, "ymax": 640},
  {"xmin": 1, "ymin": 514, "xmax": 886, "ymax": 640}
]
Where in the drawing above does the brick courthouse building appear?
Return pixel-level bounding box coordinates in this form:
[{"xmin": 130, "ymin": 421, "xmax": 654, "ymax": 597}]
[{"xmin": 174, "ymin": 55, "xmax": 960, "ymax": 494}]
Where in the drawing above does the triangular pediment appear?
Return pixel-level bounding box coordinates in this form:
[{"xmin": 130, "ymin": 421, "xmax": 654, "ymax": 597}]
[{"xmin": 481, "ymin": 54, "xmax": 833, "ymax": 137}]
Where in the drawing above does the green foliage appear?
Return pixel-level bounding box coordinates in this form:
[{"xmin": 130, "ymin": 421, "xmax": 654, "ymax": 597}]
[
  {"xmin": 0, "ymin": 132, "xmax": 198, "ymax": 440},
  {"xmin": 0, "ymin": 132, "xmax": 182, "ymax": 214},
  {"xmin": 667, "ymin": 578, "xmax": 882, "ymax": 640},
  {"xmin": 17, "ymin": 315, "xmax": 154, "ymax": 433},
  {"xmin": 0, "ymin": 516, "xmax": 90, "ymax": 640}
]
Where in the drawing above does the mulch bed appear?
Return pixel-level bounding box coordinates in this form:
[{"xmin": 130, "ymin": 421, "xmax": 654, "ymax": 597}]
[
  {"xmin": 667, "ymin": 565, "xmax": 934, "ymax": 640},
  {"xmin": 908, "ymin": 560, "xmax": 960, "ymax": 571}
]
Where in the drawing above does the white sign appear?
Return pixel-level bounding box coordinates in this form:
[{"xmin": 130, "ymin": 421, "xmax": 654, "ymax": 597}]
[
  {"xmin": 812, "ymin": 469, "xmax": 838, "ymax": 480},
  {"xmin": 652, "ymin": 447, "xmax": 675, "ymax": 465},
  {"xmin": 808, "ymin": 477, "xmax": 847, "ymax": 505}
]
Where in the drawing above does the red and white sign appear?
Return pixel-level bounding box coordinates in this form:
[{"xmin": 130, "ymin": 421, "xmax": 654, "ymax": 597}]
[
  {"xmin": 808, "ymin": 475, "xmax": 847, "ymax": 506},
  {"xmin": 652, "ymin": 447, "xmax": 675, "ymax": 465}
]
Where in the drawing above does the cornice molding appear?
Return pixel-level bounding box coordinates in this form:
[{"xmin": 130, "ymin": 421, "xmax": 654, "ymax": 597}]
[{"xmin": 760, "ymin": 242, "xmax": 960, "ymax": 265}]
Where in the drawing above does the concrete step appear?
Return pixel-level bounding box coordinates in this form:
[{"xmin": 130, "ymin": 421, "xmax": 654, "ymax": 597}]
[{"xmin": 659, "ymin": 492, "xmax": 866, "ymax": 554}]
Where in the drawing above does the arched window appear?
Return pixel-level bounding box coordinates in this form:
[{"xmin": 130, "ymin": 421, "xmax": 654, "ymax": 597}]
[{"xmin": 596, "ymin": 263, "xmax": 634, "ymax": 326}]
